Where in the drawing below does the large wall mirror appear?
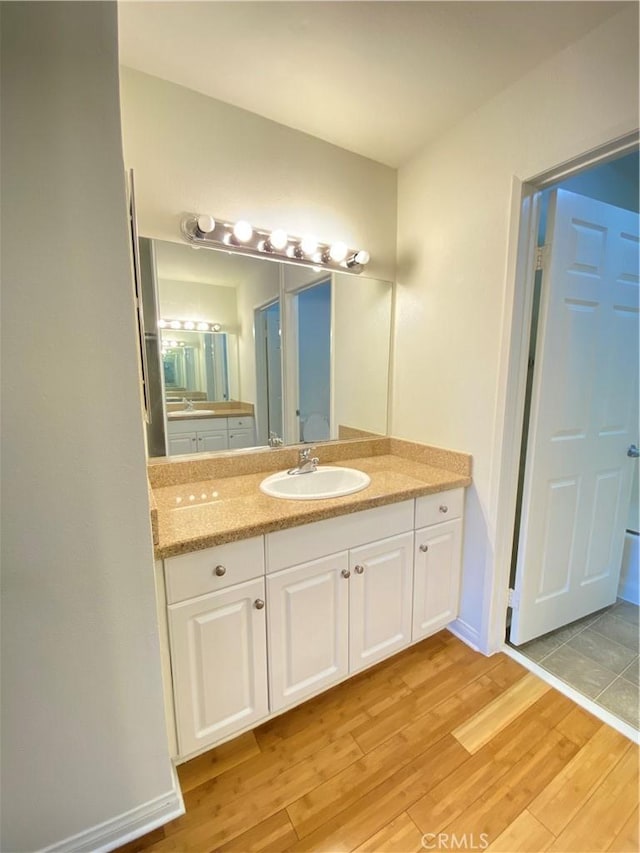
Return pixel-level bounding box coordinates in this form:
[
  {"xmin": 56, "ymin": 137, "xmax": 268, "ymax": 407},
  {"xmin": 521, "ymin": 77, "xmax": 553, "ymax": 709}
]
[{"xmin": 139, "ymin": 237, "xmax": 392, "ymax": 458}]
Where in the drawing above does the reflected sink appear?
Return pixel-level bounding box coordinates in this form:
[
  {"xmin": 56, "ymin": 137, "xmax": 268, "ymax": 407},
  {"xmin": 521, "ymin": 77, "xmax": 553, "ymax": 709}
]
[
  {"xmin": 167, "ymin": 409, "xmax": 217, "ymax": 418},
  {"xmin": 260, "ymin": 466, "xmax": 371, "ymax": 500}
]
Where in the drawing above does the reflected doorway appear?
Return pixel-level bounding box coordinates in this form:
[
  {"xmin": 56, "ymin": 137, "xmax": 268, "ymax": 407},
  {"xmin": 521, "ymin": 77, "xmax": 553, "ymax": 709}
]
[{"xmin": 255, "ymin": 300, "xmax": 283, "ymax": 446}]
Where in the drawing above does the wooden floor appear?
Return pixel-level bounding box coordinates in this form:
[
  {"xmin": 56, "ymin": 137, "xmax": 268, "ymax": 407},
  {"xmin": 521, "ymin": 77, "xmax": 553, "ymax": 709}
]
[{"xmin": 120, "ymin": 632, "xmax": 639, "ymax": 853}]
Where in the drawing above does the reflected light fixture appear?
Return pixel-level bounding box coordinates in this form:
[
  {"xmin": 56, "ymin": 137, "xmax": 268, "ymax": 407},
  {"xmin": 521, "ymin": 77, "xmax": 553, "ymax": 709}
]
[
  {"xmin": 181, "ymin": 214, "xmax": 370, "ymax": 273},
  {"xmin": 158, "ymin": 318, "xmax": 225, "ymax": 333}
]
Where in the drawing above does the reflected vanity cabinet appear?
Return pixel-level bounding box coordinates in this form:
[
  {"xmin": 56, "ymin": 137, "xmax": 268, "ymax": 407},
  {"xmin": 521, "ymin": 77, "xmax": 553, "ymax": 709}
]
[
  {"xmin": 163, "ymin": 488, "xmax": 465, "ymax": 760},
  {"xmin": 166, "ymin": 415, "xmax": 255, "ymax": 455}
]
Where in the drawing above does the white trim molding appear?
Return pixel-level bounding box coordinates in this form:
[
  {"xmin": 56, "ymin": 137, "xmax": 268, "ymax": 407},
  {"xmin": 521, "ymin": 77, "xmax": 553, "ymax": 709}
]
[
  {"xmin": 448, "ymin": 618, "xmax": 483, "ymax": 653},
  {"xmin": 41, "ymin": 764, "xmax": 184, "ymax": 853}
]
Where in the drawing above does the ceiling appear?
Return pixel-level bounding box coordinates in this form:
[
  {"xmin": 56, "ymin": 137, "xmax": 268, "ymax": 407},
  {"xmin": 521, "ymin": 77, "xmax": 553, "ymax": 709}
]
[{"xmin": 118, "ymin": 1, "xmax": 628, "ymax": 168}]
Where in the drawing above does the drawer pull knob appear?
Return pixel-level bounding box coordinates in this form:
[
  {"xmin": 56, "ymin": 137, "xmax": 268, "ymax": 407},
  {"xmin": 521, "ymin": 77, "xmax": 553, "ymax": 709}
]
[
  {"xmin": 355, "ymin": 565, "xmax": 365, "ymax": 574},
  {"xmin": 214, "ymin": 565, "xmax": 227, "ymax": 577},
  {"xmin": 254, "ymin": 599, "xmax": 265, "ymax": 610},
  {"xmin": 419, "ymin": 544, "xmax": 429, "ymax": 553},
  {"xmin": 439, "ymin": 505, "xmax": 448, "ymax": 513},
  {"xmin": 341, "ymin": 569, "xmax": 351, "ymax": 579}
]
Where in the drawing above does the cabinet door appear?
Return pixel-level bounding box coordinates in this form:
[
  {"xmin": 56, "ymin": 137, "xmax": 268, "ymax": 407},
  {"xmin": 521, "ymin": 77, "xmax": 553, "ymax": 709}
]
[
  {"xmin": 267, "ymin": 553, "xmax": 349, "ymax": 712},
  {"xmin": 228, "ymin": 429, "xmax": 254, "ymax": 449},
  {"xmin": 413, "ymin": 519, "xmax": 462, "ymax": 641},
  {"xmin": 349, "ymin": 532, "xmax": 414, "ymax": 673},
  {"xmin": 168, "ymin": 577, "xmax": 268, "ymax": 757},
  {"xmin": 197, "ymin": 429, "xmax": 229, "ymax": 453},
  {"xmin": 168, "ymin": 432, "xmax": 197, "ymax": 455}
]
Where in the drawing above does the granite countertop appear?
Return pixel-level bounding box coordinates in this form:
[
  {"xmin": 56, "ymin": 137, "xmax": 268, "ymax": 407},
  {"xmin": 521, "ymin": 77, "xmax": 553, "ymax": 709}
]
[
  {"xmin": 166, "ymin": 407, "xmax": 253, "ymax": 422},
  {"xmin": 152, "ymin": 450, "xmax": 471, "ymax": 559}
]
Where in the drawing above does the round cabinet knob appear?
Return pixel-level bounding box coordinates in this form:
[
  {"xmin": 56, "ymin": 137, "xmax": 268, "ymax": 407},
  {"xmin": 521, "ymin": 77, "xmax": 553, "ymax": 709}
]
[
  {"xmin": 214, "ymin": 565, "xmax": 226, "ymax": 577},
  {"xmin": 419, "ymin": 544, "xmax": 429, "ymax": 553},
  {"xmin": 439, "ymin": 505, "xmax": 449, "ymax": 514},
  {"xmin": 355, "ymin": 565, "xmax": 365, "ymax": 574},
  {"xmin": 341, "ymin": 569, "xmax": 351, "ymax": 579},
  {"xmin": 254, "ymin": 599, "xmax": 265, "ymax": 610}
]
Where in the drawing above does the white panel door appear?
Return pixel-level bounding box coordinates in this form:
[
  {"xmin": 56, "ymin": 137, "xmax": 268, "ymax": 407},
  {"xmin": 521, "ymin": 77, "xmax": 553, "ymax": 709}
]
[
  {"xmin": 169, "ymin": 577, "xmax": 268, "ymax": 756},
  {"xmin": 512, "ymin": 189, "xmax": 639, "ymax": 644},
  {"xmin": 197, "ymin": 429, "xmax": 228, "ymax": 453},
  {"xmin": 349, "ymin": 532, "xmax": 413, "ymax": 673},
  {"xmin": 267, "ymin": 553, "xmax": 349, "ymax": 711},
  {"xmin": 168, "ymin": 433, "xmax": 197, "ymax": 455},
  {"xmin": 413, "ymin": 519, "xmax": 462, "ymax": 641}
]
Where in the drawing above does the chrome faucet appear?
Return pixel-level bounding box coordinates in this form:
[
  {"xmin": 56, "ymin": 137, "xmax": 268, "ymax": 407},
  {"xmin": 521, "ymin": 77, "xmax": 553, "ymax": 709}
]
[
  {"xmin": 288, "ymin": 447, "xmax": 319, "ymax": 475},
  {"xmin": 268, "ymin": 431, "xmax": 284, "ymax": 448},
  {"xmin": 182, "ymin": 397, "xmax": 195, "ymax": 411}
]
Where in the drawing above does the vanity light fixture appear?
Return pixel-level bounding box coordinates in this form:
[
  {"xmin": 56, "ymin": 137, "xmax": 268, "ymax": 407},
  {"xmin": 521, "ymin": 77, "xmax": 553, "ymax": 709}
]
[
  {"xmin": 159, "ymin": 318, "xmax": 224, "ymax": 333},
  {"xmin": 181, "ymin": 214, "xmax": 370, "ymax": 274}
]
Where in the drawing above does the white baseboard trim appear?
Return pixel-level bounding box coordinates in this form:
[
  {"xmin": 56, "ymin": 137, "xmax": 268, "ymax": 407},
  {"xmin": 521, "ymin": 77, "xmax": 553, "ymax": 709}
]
[
  {"xmin": 448, "ymin": 618, "xmax": 482, "ymax": 652},
  {"xmin": 42, "ymin": 763, "xmax": 184, "ymax": 853},
  {"xmin": 503, "ymin": 643, "xmax": 639, "ymax": 745}
]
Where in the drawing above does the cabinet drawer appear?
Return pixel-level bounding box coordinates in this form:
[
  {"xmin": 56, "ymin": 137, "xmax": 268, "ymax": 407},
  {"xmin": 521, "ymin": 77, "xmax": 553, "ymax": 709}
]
[
  {"xmin": 415, "ymin": 488, "xmax": 464, "ymax": 528},
  {"xmin": 266, "ymin": 500, "xmax": 414, "ymax": 572},
  {"xmin": 167, "ymin": 417, "xmax": 228, "ymax": 435},
  {"xmin": 228, "ymin": 430, "xmax": 254, "ymax": 450},
  {"xmin": 165, "ymin": 536, "xmax": 265, "ymax": 603},
  {"xmin": 228, "ymin": 416, "xmax": 254, "ymax": 430}
]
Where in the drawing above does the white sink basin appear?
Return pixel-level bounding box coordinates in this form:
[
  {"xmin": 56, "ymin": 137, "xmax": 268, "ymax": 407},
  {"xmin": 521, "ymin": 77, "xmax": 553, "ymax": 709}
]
[
  {"xmin": 260, "ymin": 466, "xmax": 371, "ymax": 500},
  {"xmin": 167, "ymin": 409, "xmax": 217, "ymax": 418}
]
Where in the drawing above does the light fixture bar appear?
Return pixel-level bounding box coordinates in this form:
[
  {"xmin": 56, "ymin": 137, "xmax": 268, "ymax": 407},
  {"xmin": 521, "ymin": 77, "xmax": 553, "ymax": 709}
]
[
  {"xmin": 181, "ymin": 214, "xmax": 370, "ymax": 274},
  {"xmin": 158, "ymin": 318, "xmax": 223, "ymax": 332}
]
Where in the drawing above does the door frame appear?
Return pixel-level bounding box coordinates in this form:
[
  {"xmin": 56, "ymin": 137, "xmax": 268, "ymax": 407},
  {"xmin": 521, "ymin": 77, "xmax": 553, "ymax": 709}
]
[
  {"xmin": 486, "ymin": 130, "xmax": 640, "ymax": 654},
  {"xmin": 254, "ymin": 296, "xmax": 281, "ymax": 447}
]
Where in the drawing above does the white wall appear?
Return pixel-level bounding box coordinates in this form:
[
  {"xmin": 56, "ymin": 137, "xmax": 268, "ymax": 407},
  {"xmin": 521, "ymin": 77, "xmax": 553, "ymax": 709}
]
[
  {"xmin": 119, "ymin": 67, "xmax": 397, "ymax": 282},
  {"xmin": 235, "ymin": 264, "xmax": 281, "ymax": 405},
  {"xmin": 0, "ymin": 3, "xmax": 176, "ymax": 850},
  {"xmin": 393, "ymin": 7, "xmax": 639, "ymax": 652},
  {"xmin": 158, "ymin": 278, "xmax": 239, "ymax": 328},
  {"xmin": 334, "ymin": 273, "xmax": 392, "ymax": 436}
]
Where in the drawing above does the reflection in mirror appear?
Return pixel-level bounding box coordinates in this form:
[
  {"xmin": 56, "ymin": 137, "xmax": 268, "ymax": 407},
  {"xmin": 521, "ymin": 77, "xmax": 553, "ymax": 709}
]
[
  {"xmin": 161, "ymin": 329, "xmax": 231, "ymax": 402},
  {"xmin": 140, "ymin": 237, "xmax": 392, "ymax": 458}
]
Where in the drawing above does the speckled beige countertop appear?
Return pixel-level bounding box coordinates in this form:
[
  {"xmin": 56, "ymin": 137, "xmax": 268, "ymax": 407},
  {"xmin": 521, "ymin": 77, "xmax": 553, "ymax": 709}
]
[
  {"xmin": 166, "ymin": 407, "xmax": 254, "ymax": 422},
  {"xmin": 150, "ymin": 437, "xmax": 472, "ymax": 559}
]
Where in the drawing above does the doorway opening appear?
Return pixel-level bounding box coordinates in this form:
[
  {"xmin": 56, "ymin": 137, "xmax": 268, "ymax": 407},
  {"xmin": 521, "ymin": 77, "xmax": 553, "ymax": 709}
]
[
  {"xmin": 254, "ymin": 299, "xmax": 283, "ymax": 447},
  {"xmin": 506, "ymin": 149, "xmax": 639, "ymax": 731}
]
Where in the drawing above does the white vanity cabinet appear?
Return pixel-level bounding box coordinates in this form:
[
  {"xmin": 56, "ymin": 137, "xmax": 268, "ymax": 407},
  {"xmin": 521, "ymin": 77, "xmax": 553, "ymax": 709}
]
[
  {"xmin": 165, "ymin": 537, "xmax": 268, "ymax": 757},
  {"xmin": 266, "ymin": 502, "xmax": 415, "ymax": 712},
  {"xmin": 349, "ymin": 531, "xmax": 414, "ymax": 673},
  {"xmin": 412, "ymin": 489, "xmax": 464, "ymax": 641},
  {"xmin": 167, "ymin": 417, "xmax": 229, "ymax": 456},
  {"xmin": 161, "ymin": 491, "xmax": 465, "ymax": 760},
  {"xmin": 166, "ymin": 416, "xmax": 256, "ymax": 455},
  {"xmin": 267, "ymin": 553, "xmax": 350, "ymax": 712},
  {"xmin": 228, "ymin": 416, "xmax": 256, "ymax": 450}
]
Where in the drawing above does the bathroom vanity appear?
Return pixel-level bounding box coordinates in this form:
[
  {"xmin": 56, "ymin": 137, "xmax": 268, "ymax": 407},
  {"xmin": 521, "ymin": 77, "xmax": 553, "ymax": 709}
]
[{"xmin": 149, "ymin": 438, "xmax": 471, "ymax": 761}]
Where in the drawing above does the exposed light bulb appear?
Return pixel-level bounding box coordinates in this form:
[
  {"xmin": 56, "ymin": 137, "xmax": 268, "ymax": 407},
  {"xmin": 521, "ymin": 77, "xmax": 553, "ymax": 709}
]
[
  {"xmin": 196, "ymin": 215, "xmax": 216, "ymax": 234},
  {"xmin": 184, "ymin": 321, "xmax": 195, "ymax": 330},
  {"xmin": 158, "ymin": 319, "xmax": 167, "ymax": 329},
  {"xmin": 233, "ymin": 220, "xmax": 253, "ymax": 242},
  {"xmin": 346, "ymin": 249, "xmax": 371, "ymax": 268},
  {"xmin": 300, "ymin": 236, "xmax": 318, "ymax": 256},
  {"xmin": 197, "ymin": 322, "xmax": 209, "ymax": 331},
  {"xmin": 329, "ymin": 242, "xmax": 348, "ymax": 263},
  {"xmin": 170, "ymin": 320, "xmax": 182, "ymax": 330},
  {"xmin": 269, "ymin": 229, "xmax": 288, "ymax": 251},
  {"xmin": 212, "ymin": 323, "xmax": 222, "ymax": 332}
]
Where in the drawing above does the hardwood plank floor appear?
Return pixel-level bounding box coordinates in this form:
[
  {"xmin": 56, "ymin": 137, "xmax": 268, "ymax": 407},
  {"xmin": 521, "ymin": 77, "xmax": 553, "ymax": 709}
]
[{"xmin": 118, "ymin": 632, "xmax": 639, "ymax": 853}]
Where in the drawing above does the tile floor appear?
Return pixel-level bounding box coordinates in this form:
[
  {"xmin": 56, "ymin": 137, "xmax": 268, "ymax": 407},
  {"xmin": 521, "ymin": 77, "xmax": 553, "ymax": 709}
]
[{"xmin": 511, "ymin": 599, "xmax": 639, "ymax": 728}]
